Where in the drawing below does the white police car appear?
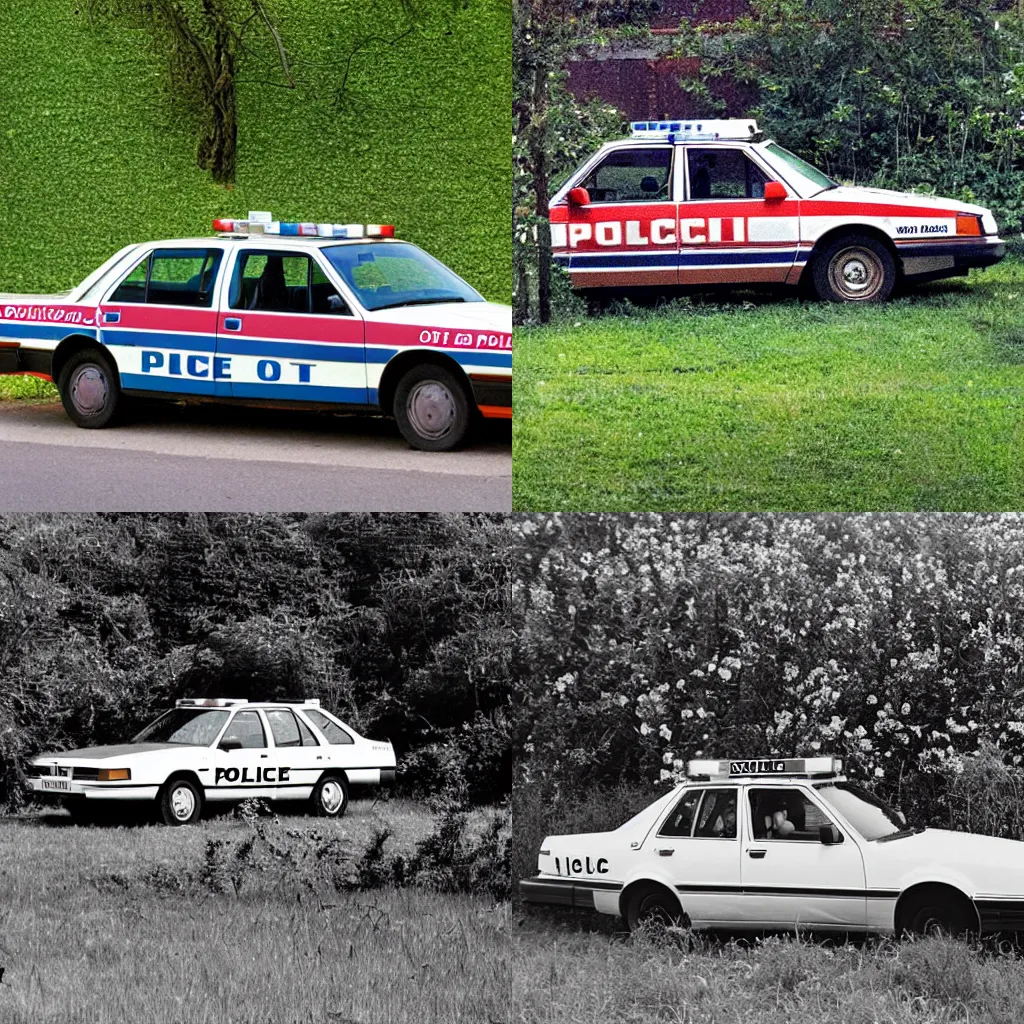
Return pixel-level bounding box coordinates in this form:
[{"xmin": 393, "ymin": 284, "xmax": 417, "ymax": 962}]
[
  {"xmin": 551, "ymin": 120, "xmax": 1005, "ymax": 303},
  {"xmin": 0, "ymin": 214, "xmax": 511, "ymax": 451},
  {"xmin": 27, "ymin": 698, "xmax": 397, "ymax": 826},
  {"xmin": 521, "ymin": 757, "xmax": 1024, "ymax": 938}
]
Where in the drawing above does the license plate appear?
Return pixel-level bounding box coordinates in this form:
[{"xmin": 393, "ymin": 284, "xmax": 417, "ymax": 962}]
[{"xmin": 41, "ymin": 779, "xmax": 70, "ymax": 792}]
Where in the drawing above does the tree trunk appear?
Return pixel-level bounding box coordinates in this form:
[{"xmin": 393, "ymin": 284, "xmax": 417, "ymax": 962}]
[{"xmin": 529, "ymin": 63, "xmax": 551, "ymax": 325}]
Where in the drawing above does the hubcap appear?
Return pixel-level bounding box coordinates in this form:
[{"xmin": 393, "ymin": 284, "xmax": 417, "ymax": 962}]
[
  {"xmin": 639, "ymin": 898, "xmax": 676, "ymax": 927},
  {"xmin": 829, "ymin": 246, "xmax": 884, "ymax": 300},
  {"xmin": 406, "ymin": 381, "xmax": 456, "ymax": 441},
  {"xmin": 171, "ymin": 785, "xmax": 195, "ymax": 821},
  {"xmin": 320, "ymin": 780, "xmax": 344, "ymax": 814},
  {"xmin": 70, "ymin": 365, "xmax": 108, "ymax": 415}
]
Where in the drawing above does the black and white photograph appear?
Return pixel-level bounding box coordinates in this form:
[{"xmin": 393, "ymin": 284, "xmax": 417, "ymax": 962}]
[
  {"xmin": 0, "ymin": 513, "xmax": 511, "ymax": 1023},
  {"xmin": 512, "ymin": 513, "xmax": 1024, "ymax": 1023}
]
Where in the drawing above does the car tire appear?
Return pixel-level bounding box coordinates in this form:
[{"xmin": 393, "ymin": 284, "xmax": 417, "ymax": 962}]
[
  {"xmin": 57, "ymin": 347, "xmax": 122, "ymax": 428},
  {"xmin": 393, "ymin": 364, "xmax": 471, "ymax": 452},
  {"xmin": 159, "ymin": 777, "xmax": 203, "ymax": 826},
  {"xmin": 310, "ymin": 774, "xmax": 349, "ymax": 818},
  {"xmin": 625, "ymin": 884, "xmax": 685, "ymax": 932},
  {"xmin": 812, "ymin": 234, "xmax": 896, "ymax": 303},
  {"xmin": 900, "ymin": 895, "xmax": 976, "ymax": 939}
]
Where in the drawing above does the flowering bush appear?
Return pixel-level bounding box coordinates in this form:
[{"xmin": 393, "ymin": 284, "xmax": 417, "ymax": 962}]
[{"xmin": 513, "ymin": 514, "xmax": 1024, "ymax": 822}]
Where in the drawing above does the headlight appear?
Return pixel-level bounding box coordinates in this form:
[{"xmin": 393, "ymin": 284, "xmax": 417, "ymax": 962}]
[
  {"xmin": 982, "ymin": 212, "xmax": 999, "ymax": 236},
  {"xmin": 96, "ymin": 768, "xmax": 131, "ymax": 782}
]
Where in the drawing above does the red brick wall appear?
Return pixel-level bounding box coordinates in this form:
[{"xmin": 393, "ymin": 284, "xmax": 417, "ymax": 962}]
[{"xmin": 651, "ymin": 0, "xmax": 751, "ymax": 29}]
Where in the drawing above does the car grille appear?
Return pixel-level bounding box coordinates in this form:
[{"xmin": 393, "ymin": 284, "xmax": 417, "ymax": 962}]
[
  {"xmin": 72, "ymin": 767, "xmax": 100, "ymax": 781},
  {"xmin": 29, "ymin": 764, "xmax": 74, "ymax": 778}
]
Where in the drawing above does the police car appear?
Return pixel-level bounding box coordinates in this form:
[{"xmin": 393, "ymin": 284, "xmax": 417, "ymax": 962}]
[
  {"xmin": 521, "ymin": 757, "xmax": 1024, "ymax": 938},
  {"xmin": 0, "ymin": 214, "xmax": 511, "ymax": 451},
  {"xmin": 27, "ymin": 698, "xmax": 397, "ymax": 826},
  {"xmin": 551, "ymin": 120, "xmax": 1005, "ymax": 303}
]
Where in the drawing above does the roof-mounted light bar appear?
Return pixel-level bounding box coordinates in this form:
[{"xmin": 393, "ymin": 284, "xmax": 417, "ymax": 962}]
[
  {"xmin": 213, "ymin": 212, "xmax": 395, "ymax": 239},
  {"xmin": 176, "ymin": 698, "xmax": 249, "ymax": 708},
  {"xmin": 630, "ymin": 119, "xmax": 760, "ymax": 143},
  {"xmin": 687, "ymin": 757, "xmax": 843, "ymax": 779}
]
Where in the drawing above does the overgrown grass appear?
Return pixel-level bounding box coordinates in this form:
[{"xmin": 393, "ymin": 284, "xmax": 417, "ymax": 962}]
[
  {"xmin": 0, "ymin": 799, "xmax": 509, "ymax": 1024},
  {"xmin": 513, "ymin": 921, "xmax": 1024, "ymax": 1024},
  {"xmin": 0, "ymin": 377, "xmax": 56, "ymax": 402},
  {"xmin": 513, "ymin": 254, "xmax": 1024, "ymax": 511}
]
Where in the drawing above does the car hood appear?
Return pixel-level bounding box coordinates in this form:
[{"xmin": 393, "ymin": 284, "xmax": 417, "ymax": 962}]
[
  {"xmin": 33, "ymin": 743, "xmax": 194, "ymax": 762},
  {"xmin": 374, "ymin": 300, "xmax": 512, "ymax": 334},
  {"xmin": 869, "ymin": 827, "xmax": 1024, "ymax": 895},
  {"xmin": 813, "ymin": 185, "xmax": 989, "ymax": 216}
]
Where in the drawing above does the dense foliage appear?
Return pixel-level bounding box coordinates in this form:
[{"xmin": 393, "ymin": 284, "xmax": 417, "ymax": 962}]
[
  {"xmin": 513, "ymin": 514, "xmax": 1024, "ymax": 830},
  {"xmin": 678, "ymin": 0, "xmax": 1024, "ymax": 231},
  {"xmin": 0, "ymin": 513, "xmax": 512, "ymax": 810},
  {"xmin": 0, "ymin": 0, "xmax": 510, "ymax": 301}
]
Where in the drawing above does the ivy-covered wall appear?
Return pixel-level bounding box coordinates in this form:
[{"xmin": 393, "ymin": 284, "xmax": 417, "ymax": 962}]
[{"xmin": 0, "ymin": 0, "xmax": 510, "ymax": 301}]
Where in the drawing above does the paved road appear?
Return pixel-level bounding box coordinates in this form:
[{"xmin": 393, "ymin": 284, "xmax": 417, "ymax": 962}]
[{"xmin": 0, "ymin": 401, "xmax": 511, "ymax": 511}]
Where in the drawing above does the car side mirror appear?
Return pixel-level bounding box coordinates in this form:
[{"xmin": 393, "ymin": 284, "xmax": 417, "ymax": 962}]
[
  {"xmin": 567, "ymin": 186, "xmax": 591, "ymax": 207},
  {"xmin": 219, "ymin": 738, "xmax": 242, "ymax": 752},
  {"xmin": 764, "ymin": 180, "xmax": 788, "ymax": 202},
  {"xmin": 819, "ymin": 823, "xmax": 844, "ymax": 845}
]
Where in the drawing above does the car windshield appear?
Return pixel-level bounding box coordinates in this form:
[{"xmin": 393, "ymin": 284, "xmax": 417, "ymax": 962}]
[
  {"xmin": 322, "ymin": 242, "xmax": 483, "ymax": 311},
  {"xmin": 132, "ymin": 708, "xmax": 230, "ymax": 746},
  {"xmin": 814, "ymin": 782, "xmax": 908, "ymax": 841},
  {"xmin": 762, "ymin": 143, "xmax": 838, "ymax": 197}
]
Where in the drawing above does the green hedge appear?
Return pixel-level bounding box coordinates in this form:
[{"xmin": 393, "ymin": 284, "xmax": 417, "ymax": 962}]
[{"xmin": 0, "ymin": 0, "xmax": 510, "ymax": 301}]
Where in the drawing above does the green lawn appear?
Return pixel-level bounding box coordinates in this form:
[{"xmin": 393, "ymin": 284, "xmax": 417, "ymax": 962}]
[
  {"xmin": 513, "ymin": 254, "xmax": 1024, "ymax": 511},
  {"xmin": 0, "ymin": 800, "xmax": 509, "ymax": 1024}
]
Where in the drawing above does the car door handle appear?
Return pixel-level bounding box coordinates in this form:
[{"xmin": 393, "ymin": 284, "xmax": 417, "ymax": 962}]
[
  {"xmin": 224, "ymin": 317, "xmax": 242, "ymax": 331},
  {"xmin": 102, "ymin": 311, "xmax": 120, "ymax": 324},
  {"xmin": 748, "ymin": 849, "xmax": 767, "ymax": 859},
  {"xmin": 260, "ymin": 754, "xmax": 268, "ymax": 759},
  {"xmin": 655, "ymin": 848, "xmax": 674, "ymax": 857}
]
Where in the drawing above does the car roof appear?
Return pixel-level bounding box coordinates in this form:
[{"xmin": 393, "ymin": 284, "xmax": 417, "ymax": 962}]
[{"xmin": 143, "ymin": 236, "xmax": 409, "ymax": 249}]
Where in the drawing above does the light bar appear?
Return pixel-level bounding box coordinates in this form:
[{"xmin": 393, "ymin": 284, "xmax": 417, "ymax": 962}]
[
  {"xmin": 176, "ymin": 698, "xmax": 248, "ymax": 708},
  {"xmin": 212, "ymin": 214, "xmax": 395, "ymax": 239},
  {"xmin": 687, "ymin": 757, "xmax": 843, "ymax": 779},
  {"xmin": 630, "ymin": 118, "xmax": 760, "ymax": 143}
]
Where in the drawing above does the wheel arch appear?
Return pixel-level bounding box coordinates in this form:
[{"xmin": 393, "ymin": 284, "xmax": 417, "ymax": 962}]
[
  {"xmin": 51, "ymin": 334, "xmax": 119, "ymax": 386},
  {"xmin": 618, "ymin": 877, "xmax": 684, "ymax": 921},
  {"xmin": 315, "ymin": 767, "xmax": 350, "ymax": 786},
  {"xmin": 894, "ymin": 881, "xmax": 980, "ymax": 934},
  {"xmin": 160, "ymin": 769, "xmax": 205, "ymax": 800},
  {"xmin": 805, "ymin": 225, "xmax": 903, "ymax": 280},
  {"xmin": 376, "ymin": 350, "xmax": 475, "ymax": 418}
]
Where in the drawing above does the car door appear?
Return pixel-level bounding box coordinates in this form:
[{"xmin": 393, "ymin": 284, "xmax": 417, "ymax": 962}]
[
  {"xmin": 218, "ymin": 247, "xmax": 368, "ymax": 405},
  {"xmin": 680, "ymin": 145, "xmax": 801, "ymax": 285},
  {"xmin": 98, "ymin": 247, "xmax": 225, "ymax": 394},
  {"xmin": 263, "ymin": 708, "xmax": 324, "ymax": 802},
  {"xmin": 636, "ymin": 786, "xmax": 743, "ymax": 926},
  {"xmin": 559, "ymin": 145, "xmax": 679, "ymax": 289},
  {"xmin": 740, "ymin": 786, "xmax": 868, "ymax": 930},
  {"xmin": 210, "ymin": 708, "xmax": 279, "ymax": 802}
]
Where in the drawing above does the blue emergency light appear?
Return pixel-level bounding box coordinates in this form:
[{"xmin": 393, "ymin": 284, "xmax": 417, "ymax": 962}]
[
  {"xmin": 630, "ymin": 119, "xmax": 760, "ymax": 143},
  {"xmin": 212, "ymin": 213, "xmax": 395, "ymax": 239}
]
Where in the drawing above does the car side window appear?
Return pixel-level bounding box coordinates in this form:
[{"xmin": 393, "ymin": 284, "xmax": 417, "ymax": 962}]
[
  {"xmin": 109, "ymin": 249, "xmax": 222, "ymax": 307},
  {"xmin": 222, "ymin": 710, "xmax": 267, "ymax": 749},
  {"xmin": 658, "ymin": 789, "xmax": 702, "ymax": 837},
  {"xmin": 304, "ymin": 708, "xmax": 354, "ymax": 745},
  {"xmin": 265, "ymin": 709, "xmax": 303, "ymax": 748},
  {"xmin": 693, "ymin": 788, "xmax": 738, "ymax": 838},
  {"xmin": 686, "ymin": 148, "xmax": 768, "ymax": 200},
  {"xmin": 230, "ymin": 250, "xmax": 350, "ymax": 315},
  {"xmin": 295, "ymin": 714, "xmax": 319, "ymax": 746},
  {"xmin": 749, "ymin": 788, "xmax": 833, "ymax": 842},
  {"xmin": 580, "ymin": 147, "xmax": 673, "ymax": 203}
]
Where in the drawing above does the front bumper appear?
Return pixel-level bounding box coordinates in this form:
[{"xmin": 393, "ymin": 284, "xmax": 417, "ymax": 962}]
[
  {"xmin": 898, "ymin": 237, "xmax": 1005, "ymax": 279},
  {"xmin": 0, "ymin": 344, "xmax": 52, "ymax": 379},
  {"xmin": 29, "ymin": 778, "xmax": 158, "ymax": 801}
]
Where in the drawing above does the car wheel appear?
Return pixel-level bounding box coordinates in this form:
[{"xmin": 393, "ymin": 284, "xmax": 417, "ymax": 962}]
[
  {"xmin": 901, "ymin": 898, "xmax": 975, "ymax": 939},
  {"xmin": 625, "ymin": 884, "xmax": 685, "ymax": 932},
  {"xmin": 393, "ymin": 364, "xmax": 470, "ymax": 452},
  {"xmin": 57, "ymin": 347, "xmax": 122, "ymax": 428},
  {"xmin": 159, "ymin": 778, "xmax": 202, "ymax": 826},
  {"xmin": 813, "ymin": 235, "xmax": 896, "ymax": 303},
  {"xmin": 311, "ymin": 774, "xmax": 349, "ymax": 818}
]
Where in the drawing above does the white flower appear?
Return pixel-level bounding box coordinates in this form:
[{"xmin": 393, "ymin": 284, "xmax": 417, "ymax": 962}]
[
  {"xmin": 867, "ymin": 695, "xmax": 878, "ymax": 705},
  {"xmin": 874, "ymin": 767, "xmax": 884, "ymax": 777},
  {"xmin": 901, "ymin": 703, "xmax": 910, "ymax": 716},
  {"xmin": 640, "ymin": 723, "xmax": 651, "ymax": 736}
]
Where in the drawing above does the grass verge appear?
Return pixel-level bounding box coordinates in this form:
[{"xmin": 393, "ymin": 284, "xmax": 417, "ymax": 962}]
[
  {"xmin": 513, "ymin": 255, "xmax": 1024, "ymax": 511},
  {"xmin": 0, "ymin": 799, "xmax": 509, "ymax": 1024}
]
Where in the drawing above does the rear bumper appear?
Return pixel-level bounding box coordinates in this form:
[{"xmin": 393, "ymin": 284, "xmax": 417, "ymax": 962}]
[
  {"xmin": 0, "ymin": 344, "xmax": 52, "ymax": 380},
  {"xmin": 470, "ymin": 374, "xmax": 511, "ymax": 419},
  {"xmin": 520, "ymin": 875, "xmax": 622, "ymax": 911},
  {"xmin": 898, "ymin": 237, "xmax": 1005, "ymax": 279}
]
